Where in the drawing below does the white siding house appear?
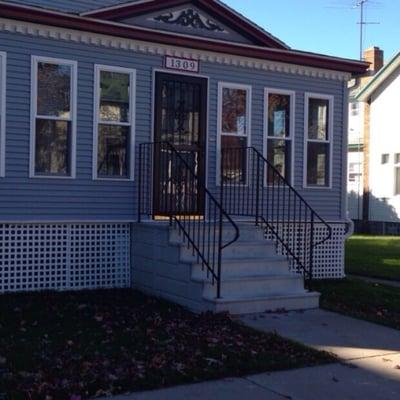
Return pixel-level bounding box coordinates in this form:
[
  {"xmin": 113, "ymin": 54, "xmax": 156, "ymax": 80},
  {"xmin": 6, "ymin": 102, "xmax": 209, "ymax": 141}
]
[{"xmin": 354, "ymin": 50, "xmax": 400, "ymax": 227}]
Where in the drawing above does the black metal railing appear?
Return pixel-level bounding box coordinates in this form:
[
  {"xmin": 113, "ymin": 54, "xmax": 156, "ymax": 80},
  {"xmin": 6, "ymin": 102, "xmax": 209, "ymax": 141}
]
[
  {"xmin": 221, "ymin": 147, "xmax": 332, "ymax": 284},
  {"xmin": 138, "ymin": 142, "xmax": 239, "ymax": 298}
]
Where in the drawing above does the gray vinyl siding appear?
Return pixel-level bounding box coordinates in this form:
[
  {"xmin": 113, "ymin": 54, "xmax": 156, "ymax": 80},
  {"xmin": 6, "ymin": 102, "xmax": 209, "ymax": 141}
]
[
  {"xmin": 6, "ymin": 0, "xmax": 133, "ymax": 13},
  {"xmin": 0, "ymin": 29, "xmax": 346, "ymax": 222}
]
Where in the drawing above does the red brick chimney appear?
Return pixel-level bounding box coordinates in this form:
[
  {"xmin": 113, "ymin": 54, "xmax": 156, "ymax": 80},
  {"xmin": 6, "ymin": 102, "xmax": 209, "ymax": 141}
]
[{"xmin": 363, "ymin": 46, "xmax": 384, "ymax": 74}]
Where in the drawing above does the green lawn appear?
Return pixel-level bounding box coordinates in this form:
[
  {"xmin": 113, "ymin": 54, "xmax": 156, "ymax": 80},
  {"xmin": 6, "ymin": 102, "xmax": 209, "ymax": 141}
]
[
  {"xmin": 314, "ymin": 278, "xmax": 400, "ymax": 330},
  {"xmin": 0, "ymin": 290, "xmax": 334, "ymax": 399},
  {"xmin": 345, "ymin": 235, "xmax": 400, "ymax": 281}
]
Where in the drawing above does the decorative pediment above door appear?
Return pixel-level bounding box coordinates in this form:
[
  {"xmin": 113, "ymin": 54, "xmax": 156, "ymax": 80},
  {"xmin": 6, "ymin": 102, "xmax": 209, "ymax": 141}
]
[
  {"xmin": 153, "ymin": 8, "xmax": 225, "ymax": 33},
  {"xmin": 84, "ymin": 0, "xmax": 289, "ymax": 49}
]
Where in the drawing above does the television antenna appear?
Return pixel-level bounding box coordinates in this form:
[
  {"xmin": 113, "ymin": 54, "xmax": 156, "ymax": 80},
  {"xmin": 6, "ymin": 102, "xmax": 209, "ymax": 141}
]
[
  {"xmin": 327, "ymin": 0, "xmax": 381, "ymax": 60},
  {"xmin": 354, "ymin": 0, "xmax": 380, "ymax": 60}
]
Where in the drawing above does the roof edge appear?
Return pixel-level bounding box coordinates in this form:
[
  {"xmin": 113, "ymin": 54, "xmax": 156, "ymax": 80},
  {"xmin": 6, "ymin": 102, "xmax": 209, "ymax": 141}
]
[
  {"xmin": 80, "ymin": 0, "xmax": 289, "ymax": 49},
  {"xmin": 0, "ymin": 1, "xmax": 369, "ymax": 75},
  {"xmin": 356, "ymin": 51, "xmax": 400, "ymax": 101}
]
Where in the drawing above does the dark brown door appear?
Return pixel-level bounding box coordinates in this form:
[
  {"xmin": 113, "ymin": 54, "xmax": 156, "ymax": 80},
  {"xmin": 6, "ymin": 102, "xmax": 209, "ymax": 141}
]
[{"xmin": 153, "ymin": 72, "xmax": 207, "ymax": 216}]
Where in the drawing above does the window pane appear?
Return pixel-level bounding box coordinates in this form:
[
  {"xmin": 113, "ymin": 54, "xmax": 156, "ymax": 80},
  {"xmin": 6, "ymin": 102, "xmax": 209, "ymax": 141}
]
[
  {"xmin": 221, "ymin": 135, "xmax": 247, "ymax": 184},
  {"xmin": 381, "ymin": 154, "xmax": 389, "ymax": 164},
  {"xmin": 221, "ymin": 88, "xmax": 247, "ymax": 135},
  {"xmin": 395, "ymin": 168, "xmax": 400, "ymax": 195},
  {"xmin": 98, "ymin": 125, "xmax": 129, "ymax": 178},
  {"xmin": 37, "ymin": 62, "xmax": 71, "ymax": 118},
  {"xmin": 307, "ymin": 142, "xmax": 329, "ymax": 186},
  {"xmin": 308, "ymin": 98, "xmax": 329, "ymax": 140},
  {"xmin": 268, "ymin": 94, "xmax": 290, "ymax": 138},
  {"xmin": 395, "ymin": 154, "xmax": 400, "ymax": 164},
  {"xmin": 100, "ymin": 71, "xmax": 130, "ymax": 123},
  {"xmin": 35, "ymin": 119, "xmax": 70, "ymax": 175},
  {"xmin": 267, "ymin": 139, "xmax": 290, "ymax": 181}
]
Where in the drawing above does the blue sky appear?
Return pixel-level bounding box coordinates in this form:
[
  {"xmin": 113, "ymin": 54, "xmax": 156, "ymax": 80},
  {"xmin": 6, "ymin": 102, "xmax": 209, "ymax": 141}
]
[{"xmin": 224, "ymin": 0, "xmax": 399, "ymax": 62}]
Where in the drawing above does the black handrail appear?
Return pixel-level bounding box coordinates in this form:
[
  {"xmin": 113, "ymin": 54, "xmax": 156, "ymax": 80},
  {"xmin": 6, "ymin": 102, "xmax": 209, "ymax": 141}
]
[
  {"xmin": 138, "ymin": 142, "xmax": 239, "ymax": 298},
  {"xmin": 221, "ymin": 146, "xmax": 332, "ymax": 284}
]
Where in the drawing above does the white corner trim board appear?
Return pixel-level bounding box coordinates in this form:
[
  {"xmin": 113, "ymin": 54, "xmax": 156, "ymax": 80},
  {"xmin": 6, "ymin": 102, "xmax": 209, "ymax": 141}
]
[
  {"xmin": 0, "ymin": 51, "xmax": 6, "ymax": 177},
  {"xmin": 0, "ymin": 18, "xmax": 351, "ymax": 82}
]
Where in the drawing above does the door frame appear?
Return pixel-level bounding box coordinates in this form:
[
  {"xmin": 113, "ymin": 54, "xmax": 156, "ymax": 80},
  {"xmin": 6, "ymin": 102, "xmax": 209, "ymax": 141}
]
[{"xmin": 150, "ymin": 68, "xmax": 210, "ymax": 216}]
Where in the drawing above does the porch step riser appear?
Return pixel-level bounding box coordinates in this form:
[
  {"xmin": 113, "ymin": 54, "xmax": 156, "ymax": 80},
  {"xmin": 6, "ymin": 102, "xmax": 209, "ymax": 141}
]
[
  {"xmin": 207, "ymin": 293, "xmax": 320, "ymax": 314},
  {"xmin": 169, "ymin": 229, "xmax": 268, "ymax": 244},
  {"xmin": 202, "ymin": 277, "xmax": 305, "ymax": 298},
  {"xmin": 191, "ymin": 259, "xmax": 290, "ymax": 278},
  {"xmin": 180, "ymin": 243, "xmax": 277, "ymax": 261}
]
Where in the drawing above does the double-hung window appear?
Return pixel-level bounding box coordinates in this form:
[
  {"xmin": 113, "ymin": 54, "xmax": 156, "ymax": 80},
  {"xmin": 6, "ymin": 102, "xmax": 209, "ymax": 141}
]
[
  {"xmin": 31, "ymin": 56, "xmax": 77, "ymax": 178},
  {"xmin": 0, "ymin": 52, "xmax": 6, "ymax": 177},
  {"xmin": 218, "ymin": 82, "xmax": 251, "ymax": 184},
  {"xmin": 265, "ymin": 89, "xmax": 294, "ymax": 184},
  {"xmin": 93, "ymin": 65, "xmax": 136, "ymax": 180},
  {"xmin": 304, "ymin": 93, "xmax": 333, "ymax": 188}
]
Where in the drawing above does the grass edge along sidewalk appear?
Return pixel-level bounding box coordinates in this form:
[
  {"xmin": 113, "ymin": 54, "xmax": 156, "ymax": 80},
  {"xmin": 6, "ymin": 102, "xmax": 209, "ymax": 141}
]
[
  {"xmin": 0, "ymin": 289, "xmax": 335, "ymax": 399},
  {"xmin": 314, "ymin": 278, "xmax": 400, "ymax": 331}
]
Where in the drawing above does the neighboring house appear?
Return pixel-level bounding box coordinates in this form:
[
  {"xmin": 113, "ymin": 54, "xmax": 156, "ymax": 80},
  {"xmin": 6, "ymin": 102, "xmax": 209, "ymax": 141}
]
[
  {"xmin": 0, "ymin": 0, "xmax": 367, "ymax": 312},
  {"xmin": 349, "ymin": 47, "xmax": 400, "ymax": 233}
]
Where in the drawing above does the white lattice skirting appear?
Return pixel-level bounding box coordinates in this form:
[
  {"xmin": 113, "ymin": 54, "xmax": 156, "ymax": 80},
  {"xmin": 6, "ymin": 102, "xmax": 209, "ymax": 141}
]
[
  {"xmin": 0, "ymin": 223, "xmax": 131, "ymax": 293},
  {"xmin": 266, "ymin": 222, "xmax": 348, "ymax": 279}
]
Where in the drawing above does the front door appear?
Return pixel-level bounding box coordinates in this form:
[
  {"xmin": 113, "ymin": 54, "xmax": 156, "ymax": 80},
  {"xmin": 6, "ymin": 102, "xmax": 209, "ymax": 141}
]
[{"xmin": 153, "ymin": 72, "xmax": 207, "ymax": 216}]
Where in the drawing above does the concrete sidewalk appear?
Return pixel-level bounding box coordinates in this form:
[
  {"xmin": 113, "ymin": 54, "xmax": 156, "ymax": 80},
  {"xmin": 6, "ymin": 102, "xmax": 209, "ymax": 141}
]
[{"xmin": 108, "ymin": 310, "xmax": 400, "ymax": 400}]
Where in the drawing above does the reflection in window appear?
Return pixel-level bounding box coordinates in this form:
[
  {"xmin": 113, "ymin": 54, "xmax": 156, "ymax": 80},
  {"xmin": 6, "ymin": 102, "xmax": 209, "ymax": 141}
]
[
  {"xmin": 37, "ymin": 63, "xmax": 71, "ymax": 118},
  {"xmin": 221, "ymin": 88, "xmax": 247, "ymax": 135},
  {"xmin": 308, "ymin": 98, "xmax": 329, "ymax": 140},
  {"xmin": 266, "ymin": 92, "xmax": 292, "ymax": 183},
  {"xmin": 95, "ymin": 66, "xmax": 134, "ymax": 179},
  {"xmin": 307, "ymin": 142, "xmax": 329, "ymax": 186},
  {"xmin": 306, "ymin": 95, "xmax": 332, "ymax": 187},
  {"xmin": 219, "ymin": 84, "xmax": 250, "ymax": 184},
  {"xmin": 97, "ymin": 125, "xmax": 129, "ymax": 178},
  {"xmin": 221, "ymin": 136, "xmax": 247, "ymax": 184},
  {"xmin": 33, "ymin": 58, "xmax": 75, "ymax": 176},
  {"xmin": 99, "ymin": 71, "xmax": 130, "ymax": 122}
]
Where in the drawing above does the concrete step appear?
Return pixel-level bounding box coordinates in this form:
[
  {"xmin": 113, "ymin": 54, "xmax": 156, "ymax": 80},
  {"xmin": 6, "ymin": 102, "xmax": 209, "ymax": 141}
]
[
  {"xmin": 203, "ymin": 292, "xmax": 320, "ymax": 314},
  {"xmin": 169, "ymin": 226, "xmax": 267, "ymax": 245},
  {"xmin": 179, "ymin": 241, "xmax": 277, "ymax": 262},
  {"xmin": 191, "ymin": 256, "xmax": 290, "ymax": 279},
  {"xmin": 198, "ymin": 274, "xmax": 305, "ymax": 298}
]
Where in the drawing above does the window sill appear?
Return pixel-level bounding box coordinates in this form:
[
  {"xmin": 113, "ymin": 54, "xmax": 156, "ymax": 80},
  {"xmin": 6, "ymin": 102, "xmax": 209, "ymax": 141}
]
[
  {"xmin": 30, "ymin": 174, "xmax": 76, "ymax": 180},
  {"xmin": 93, "ymin": 177, "xmax": 134, "ymax": 182}
]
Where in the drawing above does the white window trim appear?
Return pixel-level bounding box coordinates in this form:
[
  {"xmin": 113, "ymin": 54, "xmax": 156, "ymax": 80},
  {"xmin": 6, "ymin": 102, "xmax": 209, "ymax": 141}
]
[
  {"xmin": 30, "ymin": 56, "xmax": 78, "ymax": 179},
  {"xmin": 395, "ymin": 166, "xmax": 400, "ymax": 197},
  {"xmin": 263, "ymin": 88, "xmax": 295, "ymax": 187},
  {"xmin": 303, "ymin": 92, "xmax": 334, "ymax": 189},
  {"xmin": 93, "ymin": 64, "xmax": 136, "ymax": 181},
  {"xmin": 0, "ymin": 52, "xmax": 6, "ymax": 178},
  {"xmin": 216, "ymin": 81, "xmax": 252, "ymax": 186}
]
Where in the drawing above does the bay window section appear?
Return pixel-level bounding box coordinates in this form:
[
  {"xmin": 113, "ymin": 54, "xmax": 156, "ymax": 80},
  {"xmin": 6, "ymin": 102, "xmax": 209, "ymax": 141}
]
[
  {"xmin": 31, "ymin": 57, "xmax": 77, "ymax": 177},
  {"xmin": 305, "ymin": 94, "xmax": 333, "ymax": 188},
  {"xmin": 218, "ymin": 83, "xmax": 251, "ymax": 185},
  {"xmin": 94, "ymin": 65, "xmax": 136, "ymax": 180},
  {"xmin": 265, "ymin": 90, "xmax": 294, "ymax": 184}
]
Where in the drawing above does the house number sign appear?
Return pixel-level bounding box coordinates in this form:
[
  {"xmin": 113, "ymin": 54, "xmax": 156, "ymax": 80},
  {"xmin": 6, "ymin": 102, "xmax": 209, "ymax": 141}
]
[{"xmin": 164, "ymin": 56, "xmax": 200, "ymax": 73}]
